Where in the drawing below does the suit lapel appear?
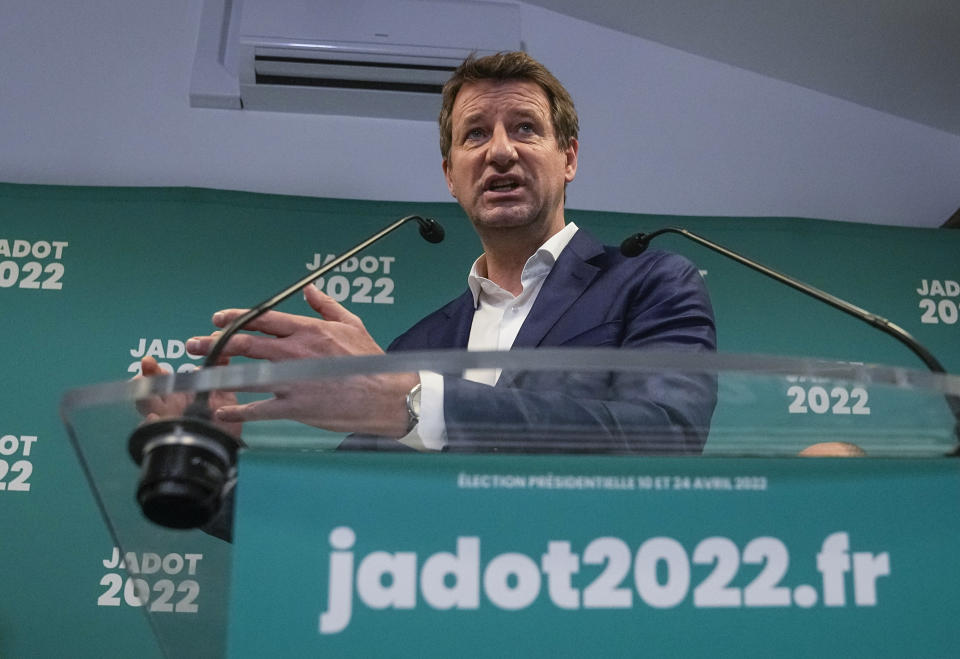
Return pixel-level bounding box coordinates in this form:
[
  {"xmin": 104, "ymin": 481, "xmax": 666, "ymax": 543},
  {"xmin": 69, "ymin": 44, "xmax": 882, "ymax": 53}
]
[
  {"xmin": 433, "ymin": 290, "xmax": 475, "ymax": 349},
  {"xmin": 511, "ymin": 230, "xmax": 604, "ymax": 349}
]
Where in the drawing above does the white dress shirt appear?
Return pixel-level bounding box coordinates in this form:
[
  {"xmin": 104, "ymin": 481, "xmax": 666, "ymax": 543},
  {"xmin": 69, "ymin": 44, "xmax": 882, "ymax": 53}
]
[{"xmin": 399, "ymin": 223, "xmax": 579, "ymax": 451}]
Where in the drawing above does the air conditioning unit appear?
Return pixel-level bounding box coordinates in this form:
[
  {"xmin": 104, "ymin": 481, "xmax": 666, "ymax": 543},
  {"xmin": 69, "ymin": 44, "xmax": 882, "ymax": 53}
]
[{"xmin": 190, "ymin": 0, "xmax": 523, "ymax": 120}]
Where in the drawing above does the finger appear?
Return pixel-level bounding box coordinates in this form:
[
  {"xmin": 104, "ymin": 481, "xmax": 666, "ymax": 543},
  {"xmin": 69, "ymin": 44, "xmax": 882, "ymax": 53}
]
[
  {"xmin": 210, "ymin": 382, "xmax": 293, "ymax": 395},
  {"xmin": 185, "ymin": 333, "xmax": 217, "ymax": 356},
  {"xmin": 209, "ymin": 390, "xmax": 239, "ymax": 408},
  {"xmin": 180, "ymin": 336, "xmax": 236, "ymax": 363},
  {"xmin": 212, "ymin": 308, "xmax": 304, "ymax": 337},
  {"xmin": 215, "ymin": 398, "xmax": 291, "ymax": 423},
  {"xmin": 187, "ymin": 332, "xmax": 297, "ymax": 361},
  {"xmin": 139, "ymin": 356, "xmax": 164, "ymax": 377},
  {"xmin": 304, "ymin": 284, "xmax": 364, "ymax": 329},
  {"xmin": 135, "ymin": 397, "xmax": 159, "ymax": 416}
]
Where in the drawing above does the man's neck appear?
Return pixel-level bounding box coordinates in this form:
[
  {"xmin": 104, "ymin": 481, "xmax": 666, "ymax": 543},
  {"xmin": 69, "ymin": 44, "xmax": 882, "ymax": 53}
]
[{"xmin": 477, "ymin": 217, "xmax": 565, "ymax": 295}]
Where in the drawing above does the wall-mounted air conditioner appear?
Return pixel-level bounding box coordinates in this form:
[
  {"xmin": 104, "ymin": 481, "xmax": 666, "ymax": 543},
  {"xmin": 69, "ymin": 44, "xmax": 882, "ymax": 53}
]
[{"xmin": 190, "ymin": 0, "xmax": 522, "ymax": 120}]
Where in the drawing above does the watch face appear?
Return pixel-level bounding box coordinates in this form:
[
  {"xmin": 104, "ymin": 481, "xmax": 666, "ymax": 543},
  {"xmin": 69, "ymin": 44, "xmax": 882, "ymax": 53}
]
[
  {"xmin": 407, "ymin": 383, "xmax": 423, "ymax": 426},
  {"xmin": 411, "ymin": 386, "xmax": 422, "ymax": 416}
]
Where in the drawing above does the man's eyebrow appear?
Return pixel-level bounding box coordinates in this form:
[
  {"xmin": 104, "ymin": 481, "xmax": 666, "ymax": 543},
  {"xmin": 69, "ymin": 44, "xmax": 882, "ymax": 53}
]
[
  {"xmin": 459, "ymin": 110, "xmax": 489, "ymax": 126},
  {"xmin": 506, "ymin": 107, "xmax": 549, "ymax": 123},
  {"xmin": 459, "ymin": 106, "xmax": 543, "ymax": 124},
  {"xmin": 507, "ymin": 108, "xmax": 545, "ymax": 123}
]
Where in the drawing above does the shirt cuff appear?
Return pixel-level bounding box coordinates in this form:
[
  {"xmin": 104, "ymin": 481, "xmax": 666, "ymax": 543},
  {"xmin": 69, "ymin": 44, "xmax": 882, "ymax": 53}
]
[{"xmin": 396, "ymin": 370, "xmax": 446, "ymax": 451}]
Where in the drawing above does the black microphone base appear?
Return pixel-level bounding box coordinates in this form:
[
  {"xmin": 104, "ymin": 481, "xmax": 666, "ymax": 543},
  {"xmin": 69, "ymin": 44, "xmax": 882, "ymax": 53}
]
[{"xmin": 129, "ymin": 417, "xmax": 243, "ymax": 530}]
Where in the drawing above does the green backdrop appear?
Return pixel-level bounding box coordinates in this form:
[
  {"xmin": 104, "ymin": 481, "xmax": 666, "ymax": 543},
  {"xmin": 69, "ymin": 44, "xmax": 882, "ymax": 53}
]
[{"xmin": 1, "ymin": 182, "xmax": 957, "ymax": 657}]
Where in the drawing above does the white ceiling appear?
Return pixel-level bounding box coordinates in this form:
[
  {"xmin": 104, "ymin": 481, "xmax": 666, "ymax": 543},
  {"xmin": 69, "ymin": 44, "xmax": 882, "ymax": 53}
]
[{"xmin": 525, "ymin": 0, "xmax": 960, "ymax": 137}]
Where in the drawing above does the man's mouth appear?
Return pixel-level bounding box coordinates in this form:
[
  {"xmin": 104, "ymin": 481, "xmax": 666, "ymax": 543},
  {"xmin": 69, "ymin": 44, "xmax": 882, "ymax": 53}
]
[{"xmin": 485, "ymin": 178, "xmax": 522, "ymax": 193}]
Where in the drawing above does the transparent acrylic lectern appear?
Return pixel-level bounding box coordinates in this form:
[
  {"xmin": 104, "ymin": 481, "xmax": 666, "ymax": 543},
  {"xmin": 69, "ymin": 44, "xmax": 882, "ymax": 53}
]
[{"xmin": 61, "ymin": 349, "xmax": 960, "ymax": 658}]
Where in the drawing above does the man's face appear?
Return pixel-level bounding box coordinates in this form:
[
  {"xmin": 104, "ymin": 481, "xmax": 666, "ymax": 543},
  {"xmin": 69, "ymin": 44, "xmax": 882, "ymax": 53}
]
[{"xmin": 442, "ymin": 79, "xmax": 578, "ymax": 236}]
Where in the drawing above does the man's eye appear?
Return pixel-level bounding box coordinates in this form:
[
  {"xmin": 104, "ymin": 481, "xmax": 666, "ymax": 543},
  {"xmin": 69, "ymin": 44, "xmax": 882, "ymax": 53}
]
[
  {"xmin": 466, "ymin": 128, "xmax": 485, "ymax": 140},
  {"xmin": 517, "ymin": 122, "xmax": 535, "ymax": 133}
]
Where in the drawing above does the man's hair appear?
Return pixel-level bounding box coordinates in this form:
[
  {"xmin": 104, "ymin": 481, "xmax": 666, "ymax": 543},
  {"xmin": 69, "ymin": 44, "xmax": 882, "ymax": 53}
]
[{"xmin": 438, "ymin": 51, "xmax": 579, "ymax": 160}]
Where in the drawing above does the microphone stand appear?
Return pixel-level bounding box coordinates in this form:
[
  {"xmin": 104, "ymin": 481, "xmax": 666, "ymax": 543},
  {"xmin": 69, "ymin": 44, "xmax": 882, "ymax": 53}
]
[
  {"xmin": 621, "ymin": 227, "xmax": 960, "ymax": 449},
  {"xmin": 128, "ymin": 215, "xmax": 444, "ymax": 530}
]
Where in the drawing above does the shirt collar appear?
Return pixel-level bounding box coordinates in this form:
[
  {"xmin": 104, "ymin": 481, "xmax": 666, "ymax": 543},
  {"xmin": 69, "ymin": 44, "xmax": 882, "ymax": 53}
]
[{"xmin": 467, "ymin": 222, "xmax": 579, "ymax": 307}]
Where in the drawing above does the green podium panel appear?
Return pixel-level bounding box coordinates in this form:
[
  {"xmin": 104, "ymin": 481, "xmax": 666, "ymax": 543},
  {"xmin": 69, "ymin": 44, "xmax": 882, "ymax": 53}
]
[{"xmin": 231, "ymin": 452, "xmax": 960, "ymax": 658}]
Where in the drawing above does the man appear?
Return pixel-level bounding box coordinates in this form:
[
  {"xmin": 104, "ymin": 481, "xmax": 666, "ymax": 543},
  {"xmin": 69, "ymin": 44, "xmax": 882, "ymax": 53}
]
[{"xmin": 171, "ymin": 52, "xmax": 717, "ymax": 453}]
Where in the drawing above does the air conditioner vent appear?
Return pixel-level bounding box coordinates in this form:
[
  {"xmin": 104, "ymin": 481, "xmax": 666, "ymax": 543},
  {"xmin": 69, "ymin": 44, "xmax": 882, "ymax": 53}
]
[
  {"xmin": 252, "ymin": 56, "xmax": 455, "ymax": 94},
  {"xmin": 189, "ymin": 0, "xmax": 522, "ymax": 119}
]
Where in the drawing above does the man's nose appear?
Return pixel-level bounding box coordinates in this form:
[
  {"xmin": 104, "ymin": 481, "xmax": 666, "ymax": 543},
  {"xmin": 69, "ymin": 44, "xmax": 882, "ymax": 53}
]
[{"xmin": 486, "ymin": 124, "xmax": 517, "ymax": 167}]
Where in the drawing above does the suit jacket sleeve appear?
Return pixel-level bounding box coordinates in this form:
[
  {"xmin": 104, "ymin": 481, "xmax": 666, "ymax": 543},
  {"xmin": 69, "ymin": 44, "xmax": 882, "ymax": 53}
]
[{"xmin": 387, "ymin": 232, "xmax": 718, "ymax": 455}]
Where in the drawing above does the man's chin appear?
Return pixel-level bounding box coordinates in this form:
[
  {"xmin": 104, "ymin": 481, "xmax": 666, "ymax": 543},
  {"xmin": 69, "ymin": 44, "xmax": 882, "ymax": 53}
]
[{"xmin": 471, "ymin": 206, "xmax": 536, "ymax": 230}]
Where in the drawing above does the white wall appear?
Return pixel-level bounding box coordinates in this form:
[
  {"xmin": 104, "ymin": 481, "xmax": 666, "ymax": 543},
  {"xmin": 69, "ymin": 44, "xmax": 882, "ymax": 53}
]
[{"xmin": 1, "ymin": 0, "xmax": 958, "ymax": 227}]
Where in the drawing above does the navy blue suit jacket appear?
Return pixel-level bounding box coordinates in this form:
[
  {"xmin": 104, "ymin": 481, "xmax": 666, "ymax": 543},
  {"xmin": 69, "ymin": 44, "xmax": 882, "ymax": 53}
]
[{"xmin": 342, "ymin": 228, "xmax": 717, "ymax": 454}]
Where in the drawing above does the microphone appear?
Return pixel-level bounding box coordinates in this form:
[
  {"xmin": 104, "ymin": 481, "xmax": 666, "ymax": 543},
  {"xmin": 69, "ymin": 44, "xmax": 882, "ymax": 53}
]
[
  {"xmin": 129, "ymin": 215, "xmax": 445, "ymax": 531},
  {"xmin": 201, "ymin": 215, "xmax": 443, "ymax": 371},
  {"xmin": 621, "ymin": 227, "xmax": 960, "ymax": 447},
  {"xmin": 416, "ymin": 216, "xmax": 445, "ymax": 244}
]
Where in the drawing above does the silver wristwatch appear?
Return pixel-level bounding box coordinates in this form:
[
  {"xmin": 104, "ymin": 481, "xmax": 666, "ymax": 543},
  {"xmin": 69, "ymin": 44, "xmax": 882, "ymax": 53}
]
[{"xmin": 405, "ymin": 382, "xmax": 422, "ymax": 432}]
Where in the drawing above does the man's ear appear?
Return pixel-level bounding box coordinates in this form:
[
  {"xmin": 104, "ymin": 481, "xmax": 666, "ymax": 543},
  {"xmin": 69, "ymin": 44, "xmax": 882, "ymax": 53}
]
[
  {"xmin": 442, "ymin": 157, "xmax": 456, "ymax": 197},
  {"xmin": 564, "ymin": 137, "xmax": 579, "ymax": 183}
]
